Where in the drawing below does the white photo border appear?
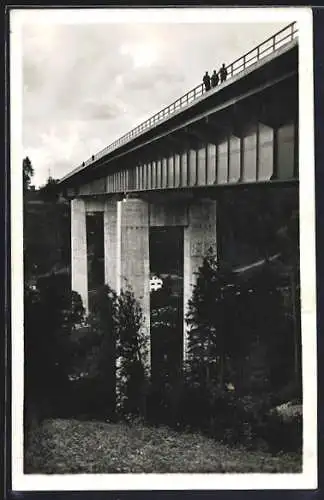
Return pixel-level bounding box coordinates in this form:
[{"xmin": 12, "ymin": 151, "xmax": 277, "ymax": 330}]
[{"xmin": 10, "ymin": 6, "xmax": 317, "ymax": 491}]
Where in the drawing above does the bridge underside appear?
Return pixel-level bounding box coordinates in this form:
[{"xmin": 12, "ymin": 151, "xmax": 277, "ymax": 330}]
[{"xmin": 65, "ymin": 68, "xmax": 298, "ymax": 200}]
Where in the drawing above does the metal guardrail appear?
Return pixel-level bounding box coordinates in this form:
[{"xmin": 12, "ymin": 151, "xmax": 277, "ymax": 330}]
[{"xmin": 71, "ymin": 22, "xmax": 298, "ymax": 176}]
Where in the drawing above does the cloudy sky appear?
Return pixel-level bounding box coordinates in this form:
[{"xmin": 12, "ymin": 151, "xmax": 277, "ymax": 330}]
[{"xmin": 19, "ymin": 9, "xmax": 291, "ymax": 187}]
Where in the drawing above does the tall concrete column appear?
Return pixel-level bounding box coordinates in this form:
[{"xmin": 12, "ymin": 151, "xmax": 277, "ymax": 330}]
[
  {"xmin": 183, "ymin": 199, "xmax": 217, "ymax": 358},
  {"xmin": 71, "ymin": 198, "xmax": 88, "ymax": 312},
  {"xmin": 120, "ymin": 198, "xmax": 150, "ymax": 368},
  {"xmin": 103, "ymin": 199, "xmax": 119, "ymax": 292}
]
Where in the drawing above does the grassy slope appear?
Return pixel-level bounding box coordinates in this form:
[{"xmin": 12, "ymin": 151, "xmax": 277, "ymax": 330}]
[{"xmin": 25, "ymin": 419, "xmax": 302, "ymax": 474}]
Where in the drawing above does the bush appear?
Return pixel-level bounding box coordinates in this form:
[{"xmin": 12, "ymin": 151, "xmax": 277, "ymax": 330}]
[
  {"xmin": 166, "ymin": 379, "xmax": 301, "ymax": 453},
  {"xmin": 178, "ymin": 244, "xmax": 302, "ymax": 452},
  {"xmin": 148, "ymin": 300, "xmax": 183, "ymax": 425},
  {"xmin": 62, "ymin": 377, "xmax": 115, "ymax": 420},
  {"xmin": 25, "ymin": 280, "xmax": 149, "ymax": 423},
  {"xmin": 24, "ymin": 276, "xmax": 87, "ymax": 434},
  {"xmin": 262, "ymin": 410, "xmax": 302, "ymax": 453},
  {"xmin": 114, "ymin": 285, "xmax": 149, "ymax": 419}
]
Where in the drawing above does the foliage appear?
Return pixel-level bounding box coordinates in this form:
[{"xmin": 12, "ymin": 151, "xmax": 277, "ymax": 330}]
[
  {"xmin": 24, "ymin": 271, "xmax": 90, "ymax": 433},
  {"xmin": 148, "ymin": 301, "xmax": 182, "ymax": 425},
  {"xmin": 218, "ymin": 186, "xmax": 301, "ymax": 393},
  {"xmin": 84, "ymin": 285, "xmax": 119, "ymax": 418},
  {"xmin": 25, "ymin": 273, "xmax": 149, "ymax": 426},
  {"xmin": 25, "ymin": 418, "xmax": 302, "ymax": 474},
  {"xmin": 38, "ymin": 176, "xmax": 60, "ymax": 202},
  {"xmin": 166, "ymin": 381, "xmax": 302, "ymax": 453},
  {"xmin": 186, "ymin": 246, "xmax": 299, "ymax": 392},
  {"xmin": 23, "ymin": 156, "xmax": 34, "ymax": 192},
  {"xmin": 65, "ymin": 284, "xmax": 148, "ymax": 420},
  {"xmin": 186, "ymin": 250, "xmax": 242, "ymax": 390},
  {"xmin": 262, "ymin": 410, "xmax": 302, "ymax": 454},
  {"xmin": 23, "ymin": 157, "xmax": 70, "ymax": 280},
  {"xmin": 115, "ymin": 285, "xmax": 148, "ymax": 418},
  {"xmin": 24, "ymin": 197, "xmax": 70, "ymax": 279},
  {"xmin": 180, "ymin": 245, "xmax": 302, "ymax": 452}
]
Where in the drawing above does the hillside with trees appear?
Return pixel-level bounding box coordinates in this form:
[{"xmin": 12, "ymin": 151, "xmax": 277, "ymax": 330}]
[{"xmin": 23, "ymin": 157, "xmax": 70, "ymax": 283}]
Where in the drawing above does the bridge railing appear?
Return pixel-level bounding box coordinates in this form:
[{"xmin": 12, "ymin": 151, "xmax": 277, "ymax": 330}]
[{"xmin": 74, "ymin": 22, "xmax": 298, "ymax": 173}]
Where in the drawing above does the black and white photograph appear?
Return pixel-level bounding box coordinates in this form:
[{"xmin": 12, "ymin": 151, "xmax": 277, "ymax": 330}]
[{"xmin": 10, "ymin": 7, "xmax": 317, "ymax": 491}]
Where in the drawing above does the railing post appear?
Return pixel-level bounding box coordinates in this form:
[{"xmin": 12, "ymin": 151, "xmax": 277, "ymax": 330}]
[
  {"xmin": 291, "ymin": 23, "xmax": 294, "ymax": 39},
  {"xmin": 273, "ymin": 35, "xmax": 276, "ymax": 51},
  {"xmin": 257, "ymin": 46, "xmax": 260, "ymax": 60}
]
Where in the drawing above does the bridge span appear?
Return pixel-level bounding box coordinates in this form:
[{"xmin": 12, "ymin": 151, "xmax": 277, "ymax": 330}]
[{"xmin": 59, "ymin": 23, "xmax": 299, "ymax": 369}]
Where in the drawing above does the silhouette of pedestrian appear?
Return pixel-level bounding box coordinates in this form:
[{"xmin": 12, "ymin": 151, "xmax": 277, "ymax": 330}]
[
  {"xmin": 203, "ymin": 71, "xmax": 211, "ymax": 92},
  {"xmin": 220, "ymin": 63, "xmax": 228, "ymax": 83},
  {"xmin": 211, "ymin": 70, "xmax": 219, "ymax": 88}
]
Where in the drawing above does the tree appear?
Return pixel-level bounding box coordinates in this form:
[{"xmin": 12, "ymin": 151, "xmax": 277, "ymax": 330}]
[
  {"xmin": 24, "ymin": 274, "xmax": 78, "ymax": 428},
  {"xmin": 38, "ymin": 176, "xmax": 60, "ymax": 202},
  {"xmin": 23, "ymin": 157, "xmax": 34, "ymax": 192},
  {"xmin": 276, "ymin": 208, "xmax": 302, "ymax": 396},
  {"xmin": 186, "ymin": 249, "xmax": 239, "ymax": 390},
  {"xmin": 86, "ymin": 285, "xmax": 119, "ymax": 418},
  {"xmin": 116, "ymin": 285, "xmax": 148, "ymax": 418},
  {"xmin": 185, "ymin": 247, "xmax": 290, "ymax": 397}
]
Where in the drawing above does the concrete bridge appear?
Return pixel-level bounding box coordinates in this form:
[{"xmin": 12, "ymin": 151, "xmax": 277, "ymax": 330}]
[{"xmin": 59, "ymin": 23, "xmax": 299, "ymax": 367}]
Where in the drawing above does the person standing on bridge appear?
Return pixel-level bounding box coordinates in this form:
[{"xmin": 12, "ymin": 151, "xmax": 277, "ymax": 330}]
[
  {"xmin": 211, "ymin": 70, "xmax": 219, "ymax": 88},
  {"xmin": 203, "ymin": 71, "xmax": 211, "ymax": 92},
  {"xmin": 219, "ymin": 63, "xmax": 228, "ymax": 83}
]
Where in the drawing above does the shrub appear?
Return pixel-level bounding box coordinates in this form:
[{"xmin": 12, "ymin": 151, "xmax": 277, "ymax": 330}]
[
  {"xmin": 115, "ymin": 285, "xmax": 149, "ymax": 419},
  {"xmin": 181, "ymin": 244, "xmax": 301, "ymax": 452},
  {"xmin": 148, "ymin": 300, "xmax": 183, "ymax": 425},
  {"xmin": 85, "ymin": 285, "xmax": 118, "ymax": 419},
  {"xmin": 262, "ymin": 410, "xmax": 302, "ymax": 453},
  {"xmin": 24, "ymin": 276, "xmax": 87, "ymax": 432},
  {"xmin": 186, "ymin": 251, "xmax": 242, "ymax": 391}
]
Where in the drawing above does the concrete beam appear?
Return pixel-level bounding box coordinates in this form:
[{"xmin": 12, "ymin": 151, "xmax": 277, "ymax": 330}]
[
  {"xmin": 149, "ymin": 201, "xmax": 188, "ymax": 227},
  {"xmin": 85, "ymin": 198, "xmax": 105, "ymax": 213}
]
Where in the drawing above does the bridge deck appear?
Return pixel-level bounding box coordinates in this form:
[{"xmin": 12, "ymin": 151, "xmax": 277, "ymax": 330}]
[{"xmin": 60, "ymin": 22, "xmax": 298, "ymax": 185}]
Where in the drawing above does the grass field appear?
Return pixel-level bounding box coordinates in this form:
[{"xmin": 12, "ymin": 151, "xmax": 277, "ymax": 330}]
[{"xmin": 24, "ymin": 418, "xmax": 302, "ymax": 474}]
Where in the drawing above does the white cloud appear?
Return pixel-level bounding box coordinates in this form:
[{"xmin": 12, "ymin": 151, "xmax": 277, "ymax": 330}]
[{"xmin": 120, "ymin": 41, "xmax": 161, "ymax": 68}]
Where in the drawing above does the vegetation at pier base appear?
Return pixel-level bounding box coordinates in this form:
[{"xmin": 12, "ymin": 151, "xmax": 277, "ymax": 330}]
[
  {"xmin": 115, "ymin": 286, "xmax": 149, "ymax": 418},
  {"xmin": 181, "ymin": 248, "xmax": 302, "ymax": 452},
  {"xmin": 24, "ymin": 251, "xmax": 302, "ymax": 460},
  {"xmin": 24, "ymin": 278, "xmax": 149, "ymax": 440},
  {"xmin": 24, "ymin": 275, "xmax": 84, "ymax": 438}
]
